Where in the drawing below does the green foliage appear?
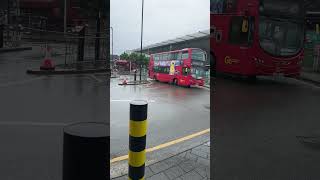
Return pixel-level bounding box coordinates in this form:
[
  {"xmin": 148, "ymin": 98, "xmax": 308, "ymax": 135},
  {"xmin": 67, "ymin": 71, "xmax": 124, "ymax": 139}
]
[
  {"xmin": 119, "ymin": 52, "xmax": 149, "ymax": 65},
  {"xmin": 120, "ymin": 52, "xmax": 130, "ymax": 60}
]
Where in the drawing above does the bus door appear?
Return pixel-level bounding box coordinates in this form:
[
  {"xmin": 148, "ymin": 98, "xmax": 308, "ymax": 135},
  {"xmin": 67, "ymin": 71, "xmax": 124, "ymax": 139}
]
[{"xmin": 224, "ymin": 16, "xmax": 253, "ymax": 74}]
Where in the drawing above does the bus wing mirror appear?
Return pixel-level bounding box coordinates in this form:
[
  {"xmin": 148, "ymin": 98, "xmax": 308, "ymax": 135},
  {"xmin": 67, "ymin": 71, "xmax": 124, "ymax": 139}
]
[{"xmin": 242, "ymin": 19, "xmax": 249, "ymax": 33}]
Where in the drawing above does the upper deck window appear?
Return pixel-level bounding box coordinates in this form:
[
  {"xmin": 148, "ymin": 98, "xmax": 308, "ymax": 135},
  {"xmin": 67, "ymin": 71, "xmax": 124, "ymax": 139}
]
[
  {"xmin": 181, "ymin": 51, "xmax": 189, "ymax": 59},
  {"xmin": 210, "ymin": 0, "xmax": 237, "ymax": 14},
  {"xmin": 191, "ymin": 50, "xmax": 206, "ymax": 61},
  {"xmin": 259, "ymin": 0, "xmax": 304, "ymax": 19}
]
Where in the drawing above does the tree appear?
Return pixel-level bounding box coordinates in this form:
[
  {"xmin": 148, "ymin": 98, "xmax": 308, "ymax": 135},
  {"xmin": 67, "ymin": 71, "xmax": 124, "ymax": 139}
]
[
  {"xmin": 120, "ymin": 52, "xmax": 129, "ymax": 60},
  {"xmin": 119, "ymin": 52, "xmax": 149, "ymax": 65}
]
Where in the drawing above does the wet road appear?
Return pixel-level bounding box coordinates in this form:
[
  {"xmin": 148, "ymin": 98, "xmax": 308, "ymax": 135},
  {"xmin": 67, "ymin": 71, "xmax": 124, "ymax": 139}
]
[
  {"xmin": 213, "ymin": 76, "xmax": 320, "ymax": 180},
  {"xmin": 0, "ymin": 47, "xmax": 108, "ymax": 180},
  {"xmin": 110, "ymin": 78, "xmax": 210, "ymax": 158}
]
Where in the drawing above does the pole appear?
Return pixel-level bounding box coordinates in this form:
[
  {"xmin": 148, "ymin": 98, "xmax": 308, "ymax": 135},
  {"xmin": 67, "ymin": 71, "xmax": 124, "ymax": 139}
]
[
  {"xmin": 140, "ymin": 0, "xmax": 144, "ymax": 81},
  {"xmin": 110, "ymin": 27, "xmax": 113, "ymax": 64},
  {"xmin": 64, "ymin": 0, "xmax": 67, "ymax": 35},
  {"xmin": 128, "ymin": 100, "xmax": 148, "ymax": 180},
  {"xmin": 17, "ymin": 0, "xmax": 20, "ymax": 16},
  {"xmin": 95, "ymin": 11, "xmax": 101, "ymax": 61},
  {"xmin": 7, "ymin": 0, "xmax": 10, "ymax": 25},
  {"xmin": 77, "ymin": 26, "xmax": 85, "ymax": 63},
  {"xmin": 7, "ymin": 0, "xmax": 10, "ymax": 40}
]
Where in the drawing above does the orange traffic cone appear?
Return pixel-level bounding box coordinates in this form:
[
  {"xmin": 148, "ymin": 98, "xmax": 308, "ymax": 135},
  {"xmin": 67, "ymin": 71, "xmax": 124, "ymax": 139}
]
[
  {"xmin": 122, "ymin": 78, "xmax": 127, "ymax": 85},
  {"xmin": 40, "ymin": 45, "xmax": 55, "ymax": 70}
]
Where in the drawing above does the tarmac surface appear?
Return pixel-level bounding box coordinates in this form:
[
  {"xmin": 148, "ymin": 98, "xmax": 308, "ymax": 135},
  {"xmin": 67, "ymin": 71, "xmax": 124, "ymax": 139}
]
[
  {"xmin": 0, "ymin": 47, "xmax": 108, "ymax": 180},
  {"xmin": 213, "ymin": 76, "xmax": 320, "ymax": 180},
  {"xmin": 110, "ymin": 77, "xmax": 210, "ymax": 159}
]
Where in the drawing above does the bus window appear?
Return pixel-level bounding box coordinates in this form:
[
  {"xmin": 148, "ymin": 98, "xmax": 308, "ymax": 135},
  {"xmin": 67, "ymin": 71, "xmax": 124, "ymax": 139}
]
[
  {"xmin": 166, "ymin": 67, "xmax": 170, "ymax": 74},
  {"xmin": 182, "ymin": 51, "xmax": 189, "ymax": 59},
  {"xmin": 163, "ymin": 53, "xmax": 168, "ymax": 61},
  {"xmin": 170, "ymin": 52, "xmax": 178, "ymax": 60},
  {"xmin": 229, "ymin": 16, "xmax": 252, "ymax": 45},
  {"xmin": 191, "ymin": 49, "xmax": 206, "ymax": 61},
  {"xmin": 160, "ymin": 54, "xmax": 164, "ymax": 61},
  {"xmin": 177, "ymin": 52, "xmax": 182, "ymax": 60}
]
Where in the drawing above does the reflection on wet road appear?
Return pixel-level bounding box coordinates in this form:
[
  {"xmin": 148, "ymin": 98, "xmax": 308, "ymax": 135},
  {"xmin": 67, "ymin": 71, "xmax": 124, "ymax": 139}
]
[
  {"xmin": 110, "ymin": 78, "xmax": 210, "ymax": 158},
  {"xmin": 214, "ymin": 76, "xmax": 320, "ymax": 180},
  {"xmin": 0, "ymin": 48, "xmax": 108, "ymax": 180}
]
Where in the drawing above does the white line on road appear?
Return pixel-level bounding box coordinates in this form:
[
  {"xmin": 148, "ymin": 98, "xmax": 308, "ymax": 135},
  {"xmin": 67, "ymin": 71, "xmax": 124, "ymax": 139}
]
[
  {"xmin": 289, "ymin": 78, "xmax": 320, "ymax": 90},
  {"xmin": 0, "ymin": 121, "xmax": 68, "ymax": 126},
  {"xmin": 0, "ymin": 77, "xmax": 46, "ymax": 88},
  {"xmin": 111, "ymin": 99, "xmax": 156, "ymax": 103}
]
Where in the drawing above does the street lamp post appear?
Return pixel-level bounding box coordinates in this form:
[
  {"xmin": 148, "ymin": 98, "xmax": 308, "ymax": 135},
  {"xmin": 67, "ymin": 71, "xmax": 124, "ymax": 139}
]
[
  {"xmin": 110, "ymin": 27, "xmax": 113, "ymax": 65},
  {"xmin": 140, "ymin": 0, "xmax": 144, "ymax": 81}
]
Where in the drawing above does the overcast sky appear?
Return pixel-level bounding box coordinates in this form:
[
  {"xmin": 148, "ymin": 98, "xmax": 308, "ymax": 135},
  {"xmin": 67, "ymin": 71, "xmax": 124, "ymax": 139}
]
[{"xmin": 110, "ymin": 0, "xmax": 209, "ymax": 55}]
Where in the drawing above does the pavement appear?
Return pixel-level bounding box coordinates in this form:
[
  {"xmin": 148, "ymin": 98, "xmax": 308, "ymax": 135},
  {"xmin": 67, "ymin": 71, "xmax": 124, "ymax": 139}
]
[
  {"xmin": 214, "ymin": 76, "xmax": 320, "ymax": 180},
  {"xmin": 113, "ymin": 141, "xmax": 211, "ymax": 180}
]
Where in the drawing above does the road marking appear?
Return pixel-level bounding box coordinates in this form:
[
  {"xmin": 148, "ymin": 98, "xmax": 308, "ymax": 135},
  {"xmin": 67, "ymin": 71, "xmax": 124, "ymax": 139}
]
[
  {"xmin": 195, "ymin": 86, "xmax": 210, "ymax": 91},
  {"xmin": 0, "ymin": 77, "xmax": 46, "ymax": 88},
  {"xmin": 111, "ymin": 99, "xmax": 156, "ymax": 103},
  {"xmin": 0, "ymin": 121, "xmax": 68, "ymax": 126},
  {"xmin": 290, "ymin": 78, "xmax": 320, "ymax": 90},
  {"xmin": 110, "ymin": 128, "xmax": 210, "ymax": 163}
]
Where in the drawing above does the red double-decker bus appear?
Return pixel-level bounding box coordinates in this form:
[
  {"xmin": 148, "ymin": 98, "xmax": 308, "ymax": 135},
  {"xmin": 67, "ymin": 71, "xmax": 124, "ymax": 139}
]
[
  {"xmin": 210, "ymin": 0, "xmax": 306, "ymax": 79},
  {"xmin": 148, "ymin": 48, "xmax": 206, "ymax": 87}
]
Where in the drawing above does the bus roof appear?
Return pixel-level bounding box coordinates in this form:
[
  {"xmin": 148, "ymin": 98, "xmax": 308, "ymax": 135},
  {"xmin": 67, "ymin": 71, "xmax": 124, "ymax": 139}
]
[{"xmin": 150, "ymin": 48, "xmax": 205, "ymax": 56}]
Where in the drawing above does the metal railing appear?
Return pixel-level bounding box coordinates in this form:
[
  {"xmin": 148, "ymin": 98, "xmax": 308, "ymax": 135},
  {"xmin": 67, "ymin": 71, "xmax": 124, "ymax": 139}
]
[{"xmin": 1, "ymin": 25, "xmax": 109, "ymax": 68}]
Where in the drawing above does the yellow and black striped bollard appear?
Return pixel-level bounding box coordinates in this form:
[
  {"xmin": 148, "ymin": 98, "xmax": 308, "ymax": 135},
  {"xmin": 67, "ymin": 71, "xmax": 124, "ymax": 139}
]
[{"xmin": 129, "ymin": 100, "xmax": 148, "ymax": 180}]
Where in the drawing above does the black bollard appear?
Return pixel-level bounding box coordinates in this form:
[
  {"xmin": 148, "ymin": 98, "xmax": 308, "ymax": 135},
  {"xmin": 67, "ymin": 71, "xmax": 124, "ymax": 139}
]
[
  {"xmin": 0, "ymin": 24, "xmax": 3, "ymax": 48},
  {"xmin": 134, "ymin": 70, "xmax": 137, "ymax": 82},
  {"xmin": 63, "ymin": 122, "xmax": 109, "ymax": 180}
]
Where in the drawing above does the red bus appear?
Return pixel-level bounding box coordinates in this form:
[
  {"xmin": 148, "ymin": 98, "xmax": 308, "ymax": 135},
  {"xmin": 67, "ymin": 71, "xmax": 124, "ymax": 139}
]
[
  {"xmin": 148, "ymin": 48, "xmax": 206, "ymax": 87},
  {"xmin": 114, "ymin": 60, "xmax": 137, "ymax": 72},
  {"xmin": 210, "ymin": 0, "xmax": 306, "ymax": 79}
]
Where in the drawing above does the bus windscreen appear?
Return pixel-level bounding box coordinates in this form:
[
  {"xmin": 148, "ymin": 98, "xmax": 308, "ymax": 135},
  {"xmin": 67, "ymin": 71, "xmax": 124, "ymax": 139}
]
[{"xmin": 260, "ymin": 0, "xmax": 304, "ymax": 18}]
